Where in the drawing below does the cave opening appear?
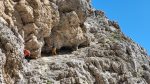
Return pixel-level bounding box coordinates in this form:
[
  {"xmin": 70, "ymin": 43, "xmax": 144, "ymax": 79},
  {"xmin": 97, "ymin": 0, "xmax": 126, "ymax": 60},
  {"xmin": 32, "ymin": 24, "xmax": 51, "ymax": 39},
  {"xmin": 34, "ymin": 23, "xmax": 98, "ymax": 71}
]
[
  {"xmin": 41, "ymin": 42, "xmax": 89, "ymax": 56},
  {"xmin": 41, "ymin": 46, "xmax": 74, "ymax": 56},
  {"xmin": 58, "ymin": 46, "xmax": 74, "ymax": 55}
]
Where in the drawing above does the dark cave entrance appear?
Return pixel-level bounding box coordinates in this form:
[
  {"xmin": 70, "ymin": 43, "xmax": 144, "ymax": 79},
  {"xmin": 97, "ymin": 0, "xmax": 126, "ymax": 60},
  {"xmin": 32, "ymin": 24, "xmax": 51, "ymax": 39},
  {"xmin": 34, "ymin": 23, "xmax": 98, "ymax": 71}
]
[
  {"xmin": 41, "ymin": 41, "xmax": 90, "ymax": 56},
  {"xmin": 41, "ymin": 46, "xmax": 74, "ymax": 56},
  {"xmin": 58, "ymin": 46, "xmax": 74, "ymax": 55}
]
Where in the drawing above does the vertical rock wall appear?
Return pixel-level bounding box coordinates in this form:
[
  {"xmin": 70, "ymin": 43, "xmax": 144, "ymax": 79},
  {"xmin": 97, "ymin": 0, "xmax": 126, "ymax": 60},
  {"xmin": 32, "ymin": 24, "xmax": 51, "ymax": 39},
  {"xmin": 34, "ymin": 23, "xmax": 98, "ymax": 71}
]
[
  {"xmin": 0, "ymin": 0, "xmax": 150, "ymax": 84},
  {"xmin": 0, "ymin": 20, "xmax": 24, "ymax": 84},
  {"xmin": 0, "ymin": 0, "xmax": 92, "ymax": 58}
]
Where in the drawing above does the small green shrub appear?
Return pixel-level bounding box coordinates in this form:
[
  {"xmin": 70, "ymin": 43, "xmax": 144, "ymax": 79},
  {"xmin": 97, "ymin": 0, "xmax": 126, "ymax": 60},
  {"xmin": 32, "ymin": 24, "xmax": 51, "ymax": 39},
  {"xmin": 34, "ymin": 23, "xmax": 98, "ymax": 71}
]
[{"xmin": 47, "ymin": 80, "xmax": 52, "ymax": 84}]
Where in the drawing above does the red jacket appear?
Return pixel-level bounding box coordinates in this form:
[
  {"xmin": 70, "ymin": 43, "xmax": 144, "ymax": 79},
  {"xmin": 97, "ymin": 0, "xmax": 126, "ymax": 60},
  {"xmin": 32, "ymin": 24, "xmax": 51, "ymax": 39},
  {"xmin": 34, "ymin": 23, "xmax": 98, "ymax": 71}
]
[{"xmin": 24, "ymin": 49, "xmax": 30, "ymax": 57}]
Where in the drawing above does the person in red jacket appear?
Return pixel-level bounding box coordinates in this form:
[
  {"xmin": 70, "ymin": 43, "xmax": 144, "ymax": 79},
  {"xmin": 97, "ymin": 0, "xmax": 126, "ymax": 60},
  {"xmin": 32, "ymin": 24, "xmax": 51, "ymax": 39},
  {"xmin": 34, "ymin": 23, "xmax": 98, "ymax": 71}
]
[{"xmin": 24, "ymin": 49, "xmax": 31, "ymax": 62}]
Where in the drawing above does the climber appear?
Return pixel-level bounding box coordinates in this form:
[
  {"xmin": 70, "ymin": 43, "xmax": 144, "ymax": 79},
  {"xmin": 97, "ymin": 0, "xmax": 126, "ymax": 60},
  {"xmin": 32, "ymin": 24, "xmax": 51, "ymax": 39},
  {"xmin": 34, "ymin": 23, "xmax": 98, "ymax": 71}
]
[
  {"xmin": 51, "ymin": 45, "xmax": 57, "ymax": 55},
  {"xmin": 24, "ymin": 49, "xmax": 31, "ymax": 62}
]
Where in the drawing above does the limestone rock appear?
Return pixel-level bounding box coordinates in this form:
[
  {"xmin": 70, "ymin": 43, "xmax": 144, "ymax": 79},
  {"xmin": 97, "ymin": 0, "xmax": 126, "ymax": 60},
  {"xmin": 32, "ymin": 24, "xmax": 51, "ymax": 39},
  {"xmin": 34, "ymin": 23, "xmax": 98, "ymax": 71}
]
[
  {"xmin": 57, "ymin": 0, "xmax": 91, "ymax": 23},
  {"xmin": 23, "ymin": 23, "xmax": 38, "ymax": 41},
  {"xmin": 25, "ymin": 35, "xmax": 41, "ymax": 58},
  {"xmin": 0, "ymin": 0, "xmax": 150, "ymax": 84},
  {"xmin": 0, "ymin": 21, "xmax": 25, "ymax": 84},
  {"xmin": 0, "ymin": 49, "xmax": 6, "ymax": 84},
  {"xmin": 15, "ymin": 2, "xmax": 34, "ymax": 24},
  {"xmin": 143, "ymin": 71, "xmax": 150, "ymax": 84},
  {"xmin": 45, "ymin": 11, "xmax": 87, "ymax": 50}
]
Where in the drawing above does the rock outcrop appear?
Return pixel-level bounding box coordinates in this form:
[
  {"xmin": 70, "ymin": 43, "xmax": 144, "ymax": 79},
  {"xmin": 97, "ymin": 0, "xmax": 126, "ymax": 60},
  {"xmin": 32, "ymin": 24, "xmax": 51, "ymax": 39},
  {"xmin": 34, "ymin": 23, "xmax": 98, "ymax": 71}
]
[
  {"xmin": 0, "ymin": 0, "xmax": 150, "ymax": 84},
  {"xmin": 0, "ymin": 19, "xmax": 24, "ymax": 84}
]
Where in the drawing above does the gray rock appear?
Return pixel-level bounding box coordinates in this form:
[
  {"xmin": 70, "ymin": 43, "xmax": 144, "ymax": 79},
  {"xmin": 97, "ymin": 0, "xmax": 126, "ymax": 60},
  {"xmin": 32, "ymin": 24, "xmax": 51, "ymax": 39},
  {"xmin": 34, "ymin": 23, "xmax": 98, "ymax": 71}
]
[{"xmin": 0, "ymin": 0, "xmax": 150, "ymax": 84}]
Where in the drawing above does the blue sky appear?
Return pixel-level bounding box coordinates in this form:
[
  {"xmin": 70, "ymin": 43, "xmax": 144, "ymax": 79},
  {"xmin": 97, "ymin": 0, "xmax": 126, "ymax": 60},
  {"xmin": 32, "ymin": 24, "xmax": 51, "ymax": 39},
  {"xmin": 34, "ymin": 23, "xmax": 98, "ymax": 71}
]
[{"xmin": 92, "ymin": 0, "xmax": 150, "ymax": 55}]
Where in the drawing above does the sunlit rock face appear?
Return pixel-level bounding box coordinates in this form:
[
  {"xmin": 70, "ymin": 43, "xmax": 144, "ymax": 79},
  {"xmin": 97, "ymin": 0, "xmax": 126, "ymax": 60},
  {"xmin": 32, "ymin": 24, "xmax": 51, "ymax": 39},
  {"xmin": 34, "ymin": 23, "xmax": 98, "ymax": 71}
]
[
  {"xmin": 0, "ymin": 19, "xmax": 25, "ymax": 84},
  {"xmin": 0, "ymin": 0, "xmax": 150, "ymax": 84}
]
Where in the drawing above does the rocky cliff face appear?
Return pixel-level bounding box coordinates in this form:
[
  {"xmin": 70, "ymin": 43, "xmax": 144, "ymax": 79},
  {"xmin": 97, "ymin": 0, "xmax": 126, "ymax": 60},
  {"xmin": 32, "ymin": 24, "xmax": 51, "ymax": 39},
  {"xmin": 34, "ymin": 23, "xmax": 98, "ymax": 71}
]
[{"xmin": 0, "ymin": 0, "xmax": 150, "ymax": 84}]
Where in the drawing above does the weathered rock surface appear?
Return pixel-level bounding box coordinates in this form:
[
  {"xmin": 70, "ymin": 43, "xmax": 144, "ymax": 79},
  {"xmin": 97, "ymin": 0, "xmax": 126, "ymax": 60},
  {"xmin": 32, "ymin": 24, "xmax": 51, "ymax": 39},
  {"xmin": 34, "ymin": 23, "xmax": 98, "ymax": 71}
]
[
  {"xmin": 0, "ymin": 20, "xmax": 25, "ymax": 84},
  {"xmin": 44, "ymin": 11, "xmax": 87, "ymax": 51},
  {"xmin": 0, "ymin": 0, "xmax": 150, "ymax": 84}
]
